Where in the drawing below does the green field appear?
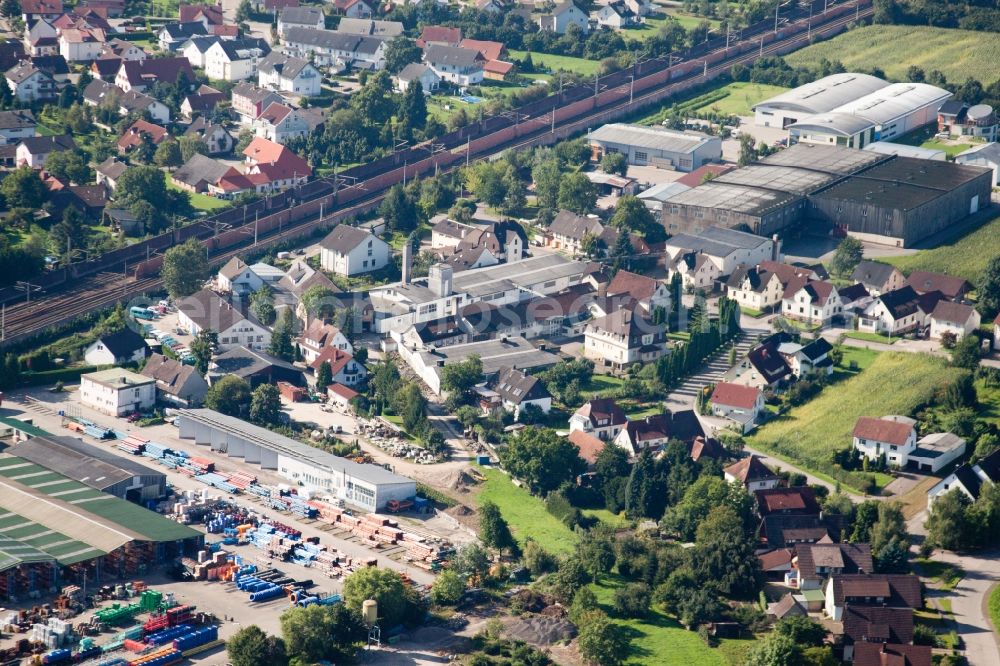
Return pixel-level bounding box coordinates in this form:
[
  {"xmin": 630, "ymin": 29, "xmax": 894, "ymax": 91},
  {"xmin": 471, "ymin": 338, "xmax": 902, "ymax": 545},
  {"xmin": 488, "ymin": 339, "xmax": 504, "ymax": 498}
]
[
  {"xmin": 476, "ymin": 468, "xmax": 578, "ymax": 555},
  {"xmin": 893, "ymin": 125, "xmax": 976, "ymax": 158},
  {"xmin": 785, "ymin": 25, "xmax": 1000, "ymax": 85},
  {"xmin": 167, "ymin": 179, "xmax": 231, "ymax": 212},
  {"xmin": 590, "ymin": 575, "xmax": 754, "ymax": 665},
  {"xmin": 845, "ymin": 331, "xmax": 898, "ymax": 345},
  {"xmin": 509, "ymin": 50, "xmax": 601, "ymax": 77},
  {"xmin": 990, "ymin": 585, "xmax": 1000, "ymax": 635},
  {"xmin": 748, "ymin": 352, "xmax": 966, "ymax": 490},
  {"xmin": 692, "ymin": 82, "xmax": 789, "ymax": 117},
  {"xmin": 884, "ymin": 213, "xmax": 1000, "ymax": 283},
  {"xmin": 621, "ymin": 11, "xmax": 720, "ymax": 41}
]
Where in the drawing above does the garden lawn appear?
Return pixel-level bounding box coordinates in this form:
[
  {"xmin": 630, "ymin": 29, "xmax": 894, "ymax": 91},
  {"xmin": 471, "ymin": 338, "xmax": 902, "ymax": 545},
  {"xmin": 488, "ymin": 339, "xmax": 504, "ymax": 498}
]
[
  {"xmin": 475, "ymin": 468, "xmax": 578, "ymax": 555},
  {"xmin": 692, "ymin": 82, "xmax": 789, "ymax": 117},
  {"xmin": 508, "ymin": 50, "xmax": 601, "ymax": 76},
  {"xmin": 748, "ymin": 352, "xmax": 965, "ymax": 491},
  {"xmin": 884, "ymin": 213, "xmax": 1000, "ymax": 283},
  {"xmin": 915, "ymin": 558, "xmax": 963, "ymax": 591},
  {"xmin": 892, "ymin": 126, "xmax": 975, "ymax": 158},
  {"xmin": 989, "ymin": 585, "xmax": 1000, "ymax": 634},
  {"xmin": 589, "ymin": 574, "xmax": 754, "ymax": 665},
  {"xmin": 845, "ymin": 331, "xmax": 898, "ymax": 345},
  {"xmin": 580, "ymin": 374, "xmax": 626, "ymax": 397},
  {"xmin": 785, "ymin": 25, "xmax": 1000, "ymax": 85},
  {"xmin": 167, "ymin": 180, "xmax": 230, "ymax": 212}
]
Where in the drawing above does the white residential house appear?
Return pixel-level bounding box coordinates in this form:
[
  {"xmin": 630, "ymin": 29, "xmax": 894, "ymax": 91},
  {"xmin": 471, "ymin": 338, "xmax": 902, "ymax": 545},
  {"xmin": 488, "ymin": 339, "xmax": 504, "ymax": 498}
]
[
  {"xmin": 6, "ymin": 64, "xmax": 57, "ymax": 102},
  {"xmin": 929, "ymin": 300, "xmax": 981, "ymax": 341},
  {"xmin": 710, "ymin": 382, "xmax": 764, "ymax": 433},
  {"xmin": 17, "ymin": 134, "xmax": 75, "ymax": 169},
  {"xmin": 724, "ymin": 455, "xmax": 780, "ymax": 492},
  {"xmin": 58, "ymin": 28, "xmax": 103, "ymax": 63},
  {"xmin": 857, "ymin": 286, "xmax": 928, "ymax": 336},
  {"xmin": 319, "ymin": 224, "xmax": 390, "ymax": 276},
  {"xmin": 545, "ymin": 210, "xmax": 605, "ymax": 255},
  {"xmin": 257, "ymin": 52, "xmax": 321, "ymax": 97},
  {"xmin": 725, "ymin": 266, "xmax": 785, "ymax": 312},
  {"xmin": 393, "ymin": 63, "xmax": 440, "ymax": 94},
  {"xmin": 83, "ymin": 329, "xmax": 149, "ymax": 366},
  {"xmin": 181, "ymin": 36, "xmax": 220, "ymax": 69},
  {"xmin": 176, "ymin": 289, "xmax": 272, "ymax": 351},
  {"xmin": 593, "ymin": 2, "xmax": 639, "ymax": 29},
  {"xmin": 310, "ymin": 348, "xmax": 368, "ymax": 386},
  {"xmin": 423, "ymin": 45, "xmax": 484, "ymax": 87},
  {"xmin": 929, "ymin": 448, "xmax": 1000, "ymax": 507},
  {"xmin": 584, "ymin": 308, "xmax": 666, "ymax": 370},
  {"xmin": 0, "ymin": 110, "xmax": 37, "ymax": 144},
  {"xmin": 253, "ymin": 103, "xmax": 311, "ymax": 143},
  {"xmin": 538, "ymin": 1, "xmax": 589, "ymax": 34},
  {"xmin": 487, "ymin": 366, "xmax": 552, "ymax": 421},
  {"xmin": 569, "ymin": 398, "xmax": 627, "ymax": 441},
  {"xmin": 80, "ymin": 368, "xmax": 157, "ymax": 416},
  {"xmin": 217, "ymin": 257, "xmax": 264, "ymax": 295},
  {"xmin": 298, "ymin": 319, "xmax": 353, "ymax": 364},
  {"xmin": 664, "ymin": 227, "xmax": 778, "ymax": 276},
  {"xmin": 277, "ymin": 6, "xmax": 324, "ymax": 38},
  {"xmin": 205, "ymin": 38, "xmax": 270, "ymax": 82},
  {"xmin": 852, "ymin": 415, "xmax": 917, "ymax": 466},
  {"xmin": 781, "ymin": 281, "xmax": 843, "ymax": 326},
  {"xmin": 332, "ymin": 0, "xmax": 372, "ymax": 18},
  {"xmin": 669, "ymin": 251, "xmax": 722, "ymax": 290},
  {"xmin": 280, "ymin": 28, "xmax": 386, "ymax": 70}
]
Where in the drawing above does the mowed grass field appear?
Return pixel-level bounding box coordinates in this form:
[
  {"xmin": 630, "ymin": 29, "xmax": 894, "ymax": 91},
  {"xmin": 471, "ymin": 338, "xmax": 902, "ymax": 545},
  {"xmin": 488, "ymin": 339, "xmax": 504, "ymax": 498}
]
[
  {"xmin": 785, "ymin": 25, "xmax": 1000, "ymax": 84},
  {"xmin": 693, "ymin": 82, "xmax": 789, "ymax": 116},
  {"xmin": 884, "ymin": 213, "xmax": 1000, "ymax": 283},
  {"xmin": 590, "ymin": 575, "xmax": 755, "ymax": 665},
  {"xmin": 748, "ymin": 352, "xmax": 966, "ymax": 490},
  {"xmin": 476, "ymin": 468, "xmax": 578, "ymax": 555},
  {"xmin": 508, "ymin": 50, "xmax": 601, "ymax": 76}
]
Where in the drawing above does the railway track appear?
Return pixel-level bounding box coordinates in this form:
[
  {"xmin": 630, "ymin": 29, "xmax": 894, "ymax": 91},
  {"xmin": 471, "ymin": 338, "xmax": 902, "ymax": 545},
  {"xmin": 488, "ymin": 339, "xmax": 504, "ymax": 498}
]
[{"xmin": 0, "ymin": 0, "xmax": 871, "ymax": 347}]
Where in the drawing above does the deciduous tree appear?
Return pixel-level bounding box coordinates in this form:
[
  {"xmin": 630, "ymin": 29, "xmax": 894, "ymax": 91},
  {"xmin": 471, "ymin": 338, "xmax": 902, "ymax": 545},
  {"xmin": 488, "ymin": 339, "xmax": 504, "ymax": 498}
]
[
  {"xmin": 499, "ymin": 427, "xmax": 586, "ymax": 494},
  {"xmin": 280, "ymin": 604, "xmax": 366, "ymax": 664},
  {"xmin": 479, "ymin": 500, "xmax": 518, "ymax": 555},
  {"xmin": 0, "ymin": 166, "xmax": 47, "ymax": 209},
  {"xmin": 189, "ymin": 329, "xmax": 217, "ymax": 374},
  {"xmin": 227, "ymin": 625, "xmax": 287, "ymax": 666},
  {"xmin": 268, "ymin": 308, "xmax": 296, "ymax": 361},
  {"xmin": 384, "ymin": 36, "xmax": 423, "ymax": 74},
  {"xmin": 829, "ymin": 236, "xmax": 864, "ymax": 277},
  {"xmin": 204, "ymin": 375, "xmax": 251, "ymax": 416},
  {"xmin": 249, "ymin": 384, "xmax": 282, "ymax": 425},
  {"xmin": 556, "ymin": 172, "xmax": 597, "ymax": 214},
  {"xmin": 161, "ymin": 238, "xmax": 209, "ymax": 298}
]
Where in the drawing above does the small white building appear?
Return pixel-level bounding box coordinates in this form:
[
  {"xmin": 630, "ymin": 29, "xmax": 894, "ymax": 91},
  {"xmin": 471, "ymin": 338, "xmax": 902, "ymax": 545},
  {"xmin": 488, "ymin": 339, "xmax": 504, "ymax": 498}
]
[
  {"xmin": 80, "ymin": 368, "xmax": 157, "ymax": 417},
  {"xmin": 319, "ymin": 224, "xmax": 390, "ymax": 276},
  {"xmin": 217, "ymin": 257, "xmax": 264, "ymax": 295},
  {"xmin": 570, "ymin": 398, "xmax": 628, "ymax": 441},
  {"xmin": 852, "ymin": 415, "xmax": 916, "ymax": 466},
  {"xmin": 538, "ymin": 0, "xmax": 589, "ymax": 33},
  {"xmin": 725, "ymin": 265, "xmax": 786, "ymax": 312},
  {"xmin": 664, "ymin": 227, "xmax": 777, "ymax": 275},
  {"xmin": 909, "ymin": 432, "xmax": 966, "ymax": 474},
  {"xmin": 204, "ymin": 38, "xmax": 270, "ymax": 82},
  {"xmin": 857, "ymin": 286, "xmax": 928, "ymax": 337},
  {"xmin": 929, "ymin": 300, "xmax": 981, "ymax": 341},
  {"xmin": 298, "ymin": 319, "xmax": 353, "ymax": 364},
  {"xmin": 423, "ymin": 45, "xmax": 484, "ymax": 87},
  {"xmin": 928, "ymin": 448, "xmax": 1000, "ymax": 507},
  {"xmin": 84, "ymin": 329, "xmax": 149, "ymax": 367},
  {"xmin": 724, "ymin": 454, "xmax": 780, "ymax": 492},
  {"xmin": 393, "ymin": 63, "xmax": 440, "ymax": 94}
]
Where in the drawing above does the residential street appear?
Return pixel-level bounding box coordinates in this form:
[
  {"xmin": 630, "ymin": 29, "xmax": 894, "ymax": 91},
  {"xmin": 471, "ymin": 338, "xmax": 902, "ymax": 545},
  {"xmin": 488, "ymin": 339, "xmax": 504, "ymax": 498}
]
[{"xmin": 907, "ymin": 514, "xmax": 1000, "ymax": 666}]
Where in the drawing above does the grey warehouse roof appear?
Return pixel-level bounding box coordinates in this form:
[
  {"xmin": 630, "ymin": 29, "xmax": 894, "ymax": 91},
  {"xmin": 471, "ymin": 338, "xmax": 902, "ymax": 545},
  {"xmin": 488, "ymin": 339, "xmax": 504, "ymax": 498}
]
[
  {"xmin": 713, "ymin": 164, "xmax": 839, "ymax": 195},
  {"xmin": 177, "ymin": 409, "xmax": 414, "ymax": 487},
  {"xmin": 668, "ymin": 226, "xmax": 772, "ymax": 256},
  {"xmin": 759, "ymin": 143, "xmax": 886, "ymax": 174},
  {"xmin": 789, "ymin": 112, "xmax": 875, "ymax": 137},
  {"xmin": 833, "ymin": 82, "xmax": 951, "ymax": 126},
  {"xmin": 451, "ymin": 253, "xmax": 590, "ymax": 297},
  {"xmin": 588, "ymin": 123, "xmax": 716, "ymax": 154},
  {"xmin": 752, "ymin": 72, "xmax": 889, "ymax": 114},
  {"xmin": 11, "ymin": 435, "xmax": 164, "ymax": 491},
  {"xmin": 664, "ymin": 181, "xmax": 801, "ymax": 216},
  {"xmin": 419, "ymin": 336, "xmax": 559, "ymax": 377}
]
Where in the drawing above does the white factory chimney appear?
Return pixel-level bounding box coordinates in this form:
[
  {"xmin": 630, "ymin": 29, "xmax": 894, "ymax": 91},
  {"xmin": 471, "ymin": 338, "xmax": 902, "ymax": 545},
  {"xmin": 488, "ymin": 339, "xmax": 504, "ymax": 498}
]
[
  {"xmin": 401, "ymin": 238, "xmax": 412, "ymax": 284},
  {"xmin": 428, "ymin": 263, "xmax": 453, "ymax": 298}
]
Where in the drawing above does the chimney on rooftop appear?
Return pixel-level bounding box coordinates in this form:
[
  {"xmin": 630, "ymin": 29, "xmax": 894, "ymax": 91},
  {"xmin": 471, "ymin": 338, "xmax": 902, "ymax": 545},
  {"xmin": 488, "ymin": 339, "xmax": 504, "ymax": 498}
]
[{"xmin": 401, "ymin": 237, "xmax": 412, "ymax": 285}]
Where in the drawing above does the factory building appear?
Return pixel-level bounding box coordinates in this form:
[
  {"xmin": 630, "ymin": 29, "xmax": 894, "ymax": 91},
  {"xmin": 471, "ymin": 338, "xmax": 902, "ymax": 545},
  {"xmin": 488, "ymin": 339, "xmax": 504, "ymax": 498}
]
[
  {"xmin": 586, "ymin": 123, "xmax": 721, "ymax": 172},
  {"xmin": 808, "ymin": 157, "xmax": 992, "ymax": 247},
  {"xmin": 752, "ymin": 72, "xmax": 889, "ymax": 129},
  {"xmin": 174, "ymin": 409, "xmax": 416, "ymax": 511},
  {"xmin": 0, "ymin": 456, "xmax": 200, "ymax": 601},
  {"xmin": 657, "ymin": 144, "xmax": 992, "ymax": 247},
  {"xmin": 659, "ymin": 144, "xmax": 883, "ymax": 236},
  {"xmin": 10, "ymin": 435, "xmax": 167, "ymax": 502},
  {"xmin": 789, "ymin": 83, "xmax": 952, "ymax": 147}
]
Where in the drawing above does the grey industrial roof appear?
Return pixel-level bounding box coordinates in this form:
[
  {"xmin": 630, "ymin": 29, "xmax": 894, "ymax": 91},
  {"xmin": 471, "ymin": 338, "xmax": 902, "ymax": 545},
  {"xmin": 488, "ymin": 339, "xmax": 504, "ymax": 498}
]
[
  {"xmin": 665, "ymin": 181, "xmax": 801, "ymax": 216},
  {"xmin": 177, "ymin": 409, "xmax": 415, "ymax": 487},
  {"xmin": 956, "ymin": 142, "xmax": 1000, "ymax": 163},
  {"xmin": 637, "ymin": 181, "xmax": 690, "ymax": 203},
  {"xmin": 752, "ymin": 72, "xmax": 889, "ymax": 115},
  {"xmin": 759, "ymin": 143, "xmax": 887, "ymax": 174},
  {"xmin": 588, "ymin": 123, "xmax": 716, "ymax": 154},
  {"xmin": 451, "ymin": 253, "xmax": 590, "ymax": 297},
  {"xmin": 713, "ymin": 164, "xmax": 838, "ymax": 195},
  {"xmin": 864, "ymin": 141, "xmax": 945, "ymax": 160},
  {"xmin": 668, "ymin": 225, "xmax": 772, "ymax": 257},
  {"xmin": 813, "ymin": 156, "xmax": 991, "ymax": 210},
  {"xmin": 11, "ymin": 435, "xmax": 164, "ymax": 491},
  {"xmin": 833, "ymin": 82, "xmax": 951, "ymax": 126},
  {"xmin": 789, "ymin": 111, "xmax": 875, "ymax": 137},
  {"xmin": 418, "ymin": 336, "xmax": 559, "ymax": 377}
]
